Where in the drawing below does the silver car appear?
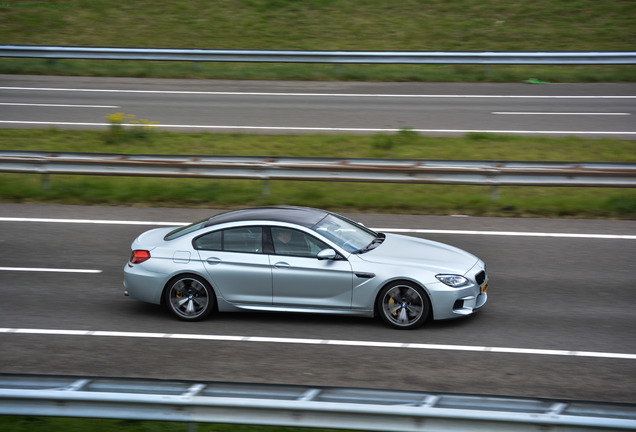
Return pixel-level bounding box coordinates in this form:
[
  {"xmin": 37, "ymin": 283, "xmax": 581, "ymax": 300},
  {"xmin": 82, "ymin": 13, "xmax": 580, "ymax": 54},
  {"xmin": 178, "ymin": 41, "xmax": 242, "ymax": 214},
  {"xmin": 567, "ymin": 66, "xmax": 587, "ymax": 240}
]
[{"xmin": 124, "ymin": 206, "xmax": 488, "ymax": 329}]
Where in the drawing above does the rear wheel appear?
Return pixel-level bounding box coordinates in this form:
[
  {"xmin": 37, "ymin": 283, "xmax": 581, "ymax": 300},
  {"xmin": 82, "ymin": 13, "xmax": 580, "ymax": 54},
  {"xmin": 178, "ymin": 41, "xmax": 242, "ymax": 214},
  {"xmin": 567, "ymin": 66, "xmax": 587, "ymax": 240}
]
[
  {"xmin": 164, "ymin": 275, "xmax": 215, "ymax": 321},
  {"xmin": 377, "ymin": 281, "xmax": 430, "ymax": 329}
]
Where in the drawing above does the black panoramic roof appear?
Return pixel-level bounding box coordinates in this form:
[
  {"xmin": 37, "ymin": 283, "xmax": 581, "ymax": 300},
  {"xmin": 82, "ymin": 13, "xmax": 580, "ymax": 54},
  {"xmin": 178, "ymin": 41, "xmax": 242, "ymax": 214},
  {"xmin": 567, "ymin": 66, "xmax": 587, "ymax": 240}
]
[{"xmin": 204, "ymin": 206, "xmax": 330, "ymax": 229}]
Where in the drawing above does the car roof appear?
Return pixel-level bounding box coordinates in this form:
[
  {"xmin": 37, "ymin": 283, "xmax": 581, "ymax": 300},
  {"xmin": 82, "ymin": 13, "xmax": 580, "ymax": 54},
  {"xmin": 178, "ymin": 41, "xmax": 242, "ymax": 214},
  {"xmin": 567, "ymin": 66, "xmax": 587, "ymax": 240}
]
[{"xmin": 203, "ymin": 206, "xmax": 331, "ymax": 229}]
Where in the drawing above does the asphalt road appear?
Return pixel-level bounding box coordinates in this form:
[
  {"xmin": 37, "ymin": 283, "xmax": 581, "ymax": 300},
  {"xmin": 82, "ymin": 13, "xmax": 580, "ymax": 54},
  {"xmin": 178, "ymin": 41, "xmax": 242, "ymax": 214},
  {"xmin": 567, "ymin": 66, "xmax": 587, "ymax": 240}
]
[
  {"xmin": 1, "ymin": 203, "xmax": 635, "ymax": 403},
  {"xmin": 1, "ymin": 75, "xmax": 635, "ymax": 138}
]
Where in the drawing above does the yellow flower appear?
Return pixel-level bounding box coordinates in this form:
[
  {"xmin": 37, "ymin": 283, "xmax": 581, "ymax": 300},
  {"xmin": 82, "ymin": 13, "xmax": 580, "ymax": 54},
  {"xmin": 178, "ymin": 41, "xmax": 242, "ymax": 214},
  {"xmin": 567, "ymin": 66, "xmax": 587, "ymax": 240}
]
[{"xmin": 106, "ymin": 112, "xmax": 125, "ymax": 124}]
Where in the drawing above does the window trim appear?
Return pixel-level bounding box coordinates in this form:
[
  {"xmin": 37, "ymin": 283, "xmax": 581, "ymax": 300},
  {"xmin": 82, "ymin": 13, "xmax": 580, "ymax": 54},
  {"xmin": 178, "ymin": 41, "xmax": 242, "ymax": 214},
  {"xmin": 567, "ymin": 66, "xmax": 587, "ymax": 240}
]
[
  {"xmin": 267, "ymin": 226, "xmax": 337, "ymax": 259},
  {"xmin": 193, "ymin": 224, "xmax": 347, "ymax": 260},
  {"xmin": 193, "ymin": 226, "xmax": 265, "ymax": 254}
]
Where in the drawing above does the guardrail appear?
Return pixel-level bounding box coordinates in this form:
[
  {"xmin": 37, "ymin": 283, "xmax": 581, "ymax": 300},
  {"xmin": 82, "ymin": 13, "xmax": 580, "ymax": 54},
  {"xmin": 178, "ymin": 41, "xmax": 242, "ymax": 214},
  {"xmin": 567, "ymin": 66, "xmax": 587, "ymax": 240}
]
[
  {"xmin": 1, "ymin": 45, "xmax": 635, "ymax": 64},
  {"xmin": 1, "ymin": 374, "xmax": 635, "ymax": 431},
  {"xmin": 0, "ymin": 151, "xmax": 635, "ymax": 190}
]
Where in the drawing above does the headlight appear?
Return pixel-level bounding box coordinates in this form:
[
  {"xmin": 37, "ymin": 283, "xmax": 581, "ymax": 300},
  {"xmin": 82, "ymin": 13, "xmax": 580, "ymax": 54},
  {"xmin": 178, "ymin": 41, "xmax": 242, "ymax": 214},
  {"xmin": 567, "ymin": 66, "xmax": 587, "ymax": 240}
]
[{"xmin": 436, "ymin": 274, "xmax": 469, "ymax": 287}]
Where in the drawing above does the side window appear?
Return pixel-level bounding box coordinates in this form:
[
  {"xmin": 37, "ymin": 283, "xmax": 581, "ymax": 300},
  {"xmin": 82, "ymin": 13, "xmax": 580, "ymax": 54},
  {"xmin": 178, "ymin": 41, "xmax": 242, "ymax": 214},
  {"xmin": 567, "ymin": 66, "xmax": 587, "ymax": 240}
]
[
  {"xmin": 194, "ymin": 230, "xmax": 222, "ymax": 250},
  {"xmin": 223, "ymin": 226, "xmax": 263, "ymax": 253},
  {"xmin": 194, "ymin": 227, "xmax": 263, "ymax": 253},
  {"xmin": 271, "ymin": 227, "xmax": 329, "ymax": 258}
]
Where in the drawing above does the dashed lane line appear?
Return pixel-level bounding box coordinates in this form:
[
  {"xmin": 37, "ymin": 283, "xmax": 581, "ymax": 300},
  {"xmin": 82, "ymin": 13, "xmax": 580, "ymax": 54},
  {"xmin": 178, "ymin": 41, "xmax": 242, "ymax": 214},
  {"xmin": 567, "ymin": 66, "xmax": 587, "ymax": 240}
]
[
  {"xmin": 0, "ymin": 102, "xmax": 119, "ymax": 108},
  {"xmin": 0, "ymin": 267, "xmax": 102, "ymax": 273}
]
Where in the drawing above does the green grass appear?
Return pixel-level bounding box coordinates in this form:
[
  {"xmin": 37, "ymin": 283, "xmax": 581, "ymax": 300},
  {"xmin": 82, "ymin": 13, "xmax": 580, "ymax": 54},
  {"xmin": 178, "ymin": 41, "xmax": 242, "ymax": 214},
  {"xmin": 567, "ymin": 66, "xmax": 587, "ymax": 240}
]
[
  {"xmin": 1, "ymin": 59, "xmax": 634, "ymax": 83},
  {"xmin": 0, "ymin": 416, "xmax": 344, "ymax": 432},
  {"xmin": 0, "ymin": 0, "xmax": 635, "ymax": 82},
  {"xmin": 1, "ymin": 128, "xmax": 635, "ymax": 218},
  {"xmin": 3, "ymin": 1, "xmax": 633, "ymax": 50},
  {"xmin": 3, "ymin": 128, "xmax": 635, "ymax": 161}
]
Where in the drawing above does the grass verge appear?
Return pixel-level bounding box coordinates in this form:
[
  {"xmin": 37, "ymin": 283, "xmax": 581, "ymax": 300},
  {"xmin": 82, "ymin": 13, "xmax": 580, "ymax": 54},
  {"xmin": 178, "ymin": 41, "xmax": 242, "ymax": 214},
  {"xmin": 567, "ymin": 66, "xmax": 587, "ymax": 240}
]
[
  {"xmin": 1, "ymin": 0, "xmax": 635, "ymax": 82},
  {"xmin": 0, "ymin": 416, "xmax": 344, "ymax": 432},
  {"xmin": 1, "ymin": 59, "xmax": 635, "ymax": 83},
  {"xmin": 1, "ymin": 129, "xmax": 635, "ymax": 218}
]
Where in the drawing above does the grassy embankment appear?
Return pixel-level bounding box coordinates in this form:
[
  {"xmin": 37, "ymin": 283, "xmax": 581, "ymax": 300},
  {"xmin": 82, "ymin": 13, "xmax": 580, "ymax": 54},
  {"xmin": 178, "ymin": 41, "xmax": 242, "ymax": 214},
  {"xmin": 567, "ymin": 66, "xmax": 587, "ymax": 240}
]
[
  {"xmin": 0, "ymin": 0, "xmax": 634, "ymax": 82},
  {"xmin": 2, "ymin": 128, "xmax": 635, "ymax": 218}
]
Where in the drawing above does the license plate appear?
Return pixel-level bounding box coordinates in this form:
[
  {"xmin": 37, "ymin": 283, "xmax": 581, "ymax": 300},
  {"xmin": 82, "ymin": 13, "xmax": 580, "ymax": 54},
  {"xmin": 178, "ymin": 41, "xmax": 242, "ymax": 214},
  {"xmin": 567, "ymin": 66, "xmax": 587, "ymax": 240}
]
[{"xmin": 481, "ymin": 282, "xmax": 489, "ymax": 294}]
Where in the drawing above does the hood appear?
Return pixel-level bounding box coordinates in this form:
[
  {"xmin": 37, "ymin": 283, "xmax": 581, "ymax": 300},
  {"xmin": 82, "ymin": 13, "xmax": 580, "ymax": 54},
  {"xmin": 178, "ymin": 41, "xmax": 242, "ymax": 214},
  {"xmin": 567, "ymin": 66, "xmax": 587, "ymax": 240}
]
[
  {"xmin": 131, "ymin": 227, "xmax": 175, "ymax": 250},
  {"xmin": 356, "ymin": 233, "xmax": 478, "ymax": 274}
]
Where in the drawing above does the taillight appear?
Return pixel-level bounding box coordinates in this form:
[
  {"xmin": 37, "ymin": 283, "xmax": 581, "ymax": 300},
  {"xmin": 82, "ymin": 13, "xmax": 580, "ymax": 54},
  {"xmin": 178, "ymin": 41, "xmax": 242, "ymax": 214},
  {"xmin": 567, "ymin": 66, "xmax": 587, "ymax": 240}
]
[{"xmin": 130, "ymin": 250, "xmax": 151, "ymax": 264}]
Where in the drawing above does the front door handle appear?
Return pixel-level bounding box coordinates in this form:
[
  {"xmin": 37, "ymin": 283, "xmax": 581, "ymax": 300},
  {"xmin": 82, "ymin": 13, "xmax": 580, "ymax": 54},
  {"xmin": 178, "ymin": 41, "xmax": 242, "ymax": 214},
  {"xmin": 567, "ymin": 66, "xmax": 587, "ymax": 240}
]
[{"xmin": 274, "ymin": 262, "xmax": 290, "ymax": 269}]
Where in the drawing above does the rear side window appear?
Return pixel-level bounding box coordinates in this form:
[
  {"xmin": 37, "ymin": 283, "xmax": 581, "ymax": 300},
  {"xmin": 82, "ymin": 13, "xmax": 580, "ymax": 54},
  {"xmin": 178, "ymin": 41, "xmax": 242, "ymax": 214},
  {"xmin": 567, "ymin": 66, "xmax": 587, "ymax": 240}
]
[
  {"xmin": 194, "ymin": 227, "xmax": 263, "ymax": 253},
  {"xmin": 194, "ymin": 230, "xmax": 222, "ymax": 250}
]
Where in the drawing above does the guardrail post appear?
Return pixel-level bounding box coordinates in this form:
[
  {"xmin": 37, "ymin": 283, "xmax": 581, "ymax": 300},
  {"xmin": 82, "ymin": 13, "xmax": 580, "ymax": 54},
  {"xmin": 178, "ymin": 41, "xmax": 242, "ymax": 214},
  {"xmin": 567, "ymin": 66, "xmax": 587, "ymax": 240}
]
[
  {"xmin": 42, "ymin": 173, "xmax": 51, "ymax": 191},
  {"xmin": 490, "ymin": 186, "xmax": 499, "ymax": 201}
]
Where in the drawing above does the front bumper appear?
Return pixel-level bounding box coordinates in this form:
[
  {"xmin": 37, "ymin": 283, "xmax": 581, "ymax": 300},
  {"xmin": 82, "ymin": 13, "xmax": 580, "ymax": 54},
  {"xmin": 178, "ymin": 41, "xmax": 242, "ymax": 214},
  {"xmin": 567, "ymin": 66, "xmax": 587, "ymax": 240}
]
[{"xmin": 429, "ymin": 261, "xmax": 488, "ymax": 320}]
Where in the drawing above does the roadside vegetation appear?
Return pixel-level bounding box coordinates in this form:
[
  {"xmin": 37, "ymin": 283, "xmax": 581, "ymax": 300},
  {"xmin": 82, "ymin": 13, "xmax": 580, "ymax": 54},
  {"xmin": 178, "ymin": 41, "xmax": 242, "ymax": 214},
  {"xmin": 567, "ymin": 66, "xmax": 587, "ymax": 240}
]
[
  {"xmin": 1, "ymin": 128, "xmax": 634, "ymax": 218},
  {"xmin": 0, "ymin": 0, "xmax": 634, "ymax": 82},
  {"xmin": 0, "ymin": 416, "xmax": 343, "ymax": 432}
]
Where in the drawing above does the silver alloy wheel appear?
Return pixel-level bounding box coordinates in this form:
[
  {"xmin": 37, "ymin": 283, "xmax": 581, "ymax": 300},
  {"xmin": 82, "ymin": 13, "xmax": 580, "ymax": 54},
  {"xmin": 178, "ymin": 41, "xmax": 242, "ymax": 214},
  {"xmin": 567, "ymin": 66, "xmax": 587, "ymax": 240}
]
[
  {"xmin": 166, "ymin": 276, "xmax": 212, "ymax": 321},
  {"xmin": 378, "ymin": 282, "xmax": 428, "ymax": 329}
]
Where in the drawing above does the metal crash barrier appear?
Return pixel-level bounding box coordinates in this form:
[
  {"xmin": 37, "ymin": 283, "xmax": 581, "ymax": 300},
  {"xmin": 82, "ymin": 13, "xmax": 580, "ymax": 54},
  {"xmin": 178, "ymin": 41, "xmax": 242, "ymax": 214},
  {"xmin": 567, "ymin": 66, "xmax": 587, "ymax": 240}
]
[
  {"xmin": 1, "ymin": 45, "xmax": 635, "ymax": 65},
  {"xmin": 0, "ymin": 151, "xmax": 635, "ymax": 188},
  {"xmin": 0, "ymin": 374, "xmax": 635, "ymax": 431}
]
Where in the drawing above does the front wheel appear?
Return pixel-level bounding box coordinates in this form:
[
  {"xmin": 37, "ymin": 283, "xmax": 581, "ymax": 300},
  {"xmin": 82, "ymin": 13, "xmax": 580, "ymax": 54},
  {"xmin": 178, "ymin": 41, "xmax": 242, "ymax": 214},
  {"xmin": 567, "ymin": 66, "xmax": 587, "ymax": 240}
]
[
  {"xmin": 377, "ymin": 281, "xmax": 430, "ymax": 329},
  {"xmin": 164, "ymin": 275, "xmax": 215, "ymax": 321}
]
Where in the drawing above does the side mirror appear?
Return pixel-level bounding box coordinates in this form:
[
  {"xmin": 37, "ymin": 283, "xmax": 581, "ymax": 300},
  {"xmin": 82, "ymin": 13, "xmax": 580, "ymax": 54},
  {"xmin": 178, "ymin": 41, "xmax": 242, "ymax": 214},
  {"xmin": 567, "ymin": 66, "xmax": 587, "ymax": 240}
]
[{"xmin": 317, "ymin": 248, "xmax": 337, "ymax": 260}]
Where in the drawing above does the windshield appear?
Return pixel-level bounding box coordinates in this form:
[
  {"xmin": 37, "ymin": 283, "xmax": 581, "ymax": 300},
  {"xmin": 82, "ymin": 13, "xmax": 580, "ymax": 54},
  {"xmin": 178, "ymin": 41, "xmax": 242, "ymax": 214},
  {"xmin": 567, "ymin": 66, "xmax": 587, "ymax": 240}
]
[{"xmin": 312, "ymin": 214, "xmax": 379, "ymax": 253}]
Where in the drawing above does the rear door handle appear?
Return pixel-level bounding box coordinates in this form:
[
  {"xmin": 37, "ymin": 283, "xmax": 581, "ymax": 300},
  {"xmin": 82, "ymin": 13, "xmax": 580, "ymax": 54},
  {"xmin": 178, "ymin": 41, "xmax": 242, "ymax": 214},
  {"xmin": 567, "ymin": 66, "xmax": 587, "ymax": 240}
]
[{"xmin": 206, "ymin": 257, "xmax": 221, "ymax": 264}]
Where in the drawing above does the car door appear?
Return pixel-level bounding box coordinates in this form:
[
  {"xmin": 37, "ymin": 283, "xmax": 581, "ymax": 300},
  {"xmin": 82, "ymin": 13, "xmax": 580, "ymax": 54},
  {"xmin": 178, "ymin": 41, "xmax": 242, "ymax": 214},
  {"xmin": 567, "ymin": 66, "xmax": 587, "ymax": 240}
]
[
  {"xmin": 269, "ymin": 227, "xmax": 354, "ymax": 309},
  {"xmin": 195, "ymin": 226, "xmax": 272, "ymax": 305}
]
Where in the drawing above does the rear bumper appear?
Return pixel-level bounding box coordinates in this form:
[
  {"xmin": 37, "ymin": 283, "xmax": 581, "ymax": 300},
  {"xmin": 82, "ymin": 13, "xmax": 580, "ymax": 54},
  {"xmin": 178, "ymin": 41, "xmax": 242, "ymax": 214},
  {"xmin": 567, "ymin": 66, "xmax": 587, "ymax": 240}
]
[{"xmin": 123, "ymin": 264, "xmax": 166, "ymax": 305}]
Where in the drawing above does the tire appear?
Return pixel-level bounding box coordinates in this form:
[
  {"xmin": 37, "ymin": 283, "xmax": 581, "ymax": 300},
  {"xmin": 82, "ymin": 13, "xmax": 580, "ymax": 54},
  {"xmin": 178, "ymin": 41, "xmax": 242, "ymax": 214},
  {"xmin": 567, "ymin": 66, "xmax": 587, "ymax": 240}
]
[
  {"xmin": 377, "ymin": 281, "xmax": 430, "ymax": 329},
  {"xmin": 164, "ymin": 274, "xmax": 215, "ymax": 321}
]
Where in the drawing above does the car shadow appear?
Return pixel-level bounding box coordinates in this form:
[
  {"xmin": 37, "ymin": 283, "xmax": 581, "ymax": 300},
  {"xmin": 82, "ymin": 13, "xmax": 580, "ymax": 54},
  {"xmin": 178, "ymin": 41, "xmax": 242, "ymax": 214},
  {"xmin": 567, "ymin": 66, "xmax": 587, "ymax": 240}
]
[
  {"xmin": 214, "ymin": 311, "xmax": 373, "ymax": 328},
  {"xmin": 122, "ymin": 300, "xmax": 483, "ymax": 331}
]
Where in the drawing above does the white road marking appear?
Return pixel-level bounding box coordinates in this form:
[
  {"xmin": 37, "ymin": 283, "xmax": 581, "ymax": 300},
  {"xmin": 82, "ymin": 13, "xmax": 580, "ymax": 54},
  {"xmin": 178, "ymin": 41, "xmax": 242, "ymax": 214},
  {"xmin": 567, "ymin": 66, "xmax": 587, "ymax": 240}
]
[
  {"xmin": 0, "ymin": 102, "xmax": 119, "ymax": 108},
  {"xmin": 378, "ymin": 228, "xmax": 636, "ymax": 240},
  {"xmin": 1, "ymin": 217, "xmax": 634, "ymax": 239},
  {"xmin": 0, "ymin": 267, "xmax": 102, "ymax": 273},
  {"xmin": 0, "ymin": 328, "xmax": 634, "ymax": 360},
  {"xmin": 1, "ymin": 87, "xmax": 635, "ymax": 99},
  {"xmin": 0, "ymin": 217, "xmax": 181, "ymax": 226},
  {"xmin": 0, "ymin": 120, "xmax": 634, "ymax": 136},
  {"xmin": 493, "ymin": 112, "xmax": 631, "ymax": 116}
]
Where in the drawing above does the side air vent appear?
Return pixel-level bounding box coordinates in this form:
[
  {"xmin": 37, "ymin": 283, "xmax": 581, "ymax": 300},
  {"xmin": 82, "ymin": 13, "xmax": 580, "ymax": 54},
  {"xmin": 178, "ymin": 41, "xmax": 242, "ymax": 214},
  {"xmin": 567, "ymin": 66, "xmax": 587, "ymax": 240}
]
[{"xmin": 475, "ymin": 271, "xmax": 486, "ymax": 286}]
